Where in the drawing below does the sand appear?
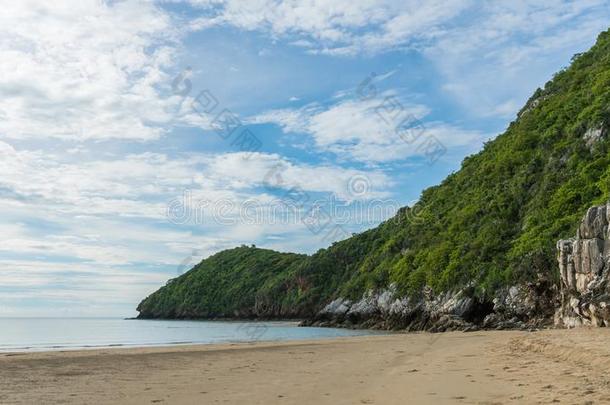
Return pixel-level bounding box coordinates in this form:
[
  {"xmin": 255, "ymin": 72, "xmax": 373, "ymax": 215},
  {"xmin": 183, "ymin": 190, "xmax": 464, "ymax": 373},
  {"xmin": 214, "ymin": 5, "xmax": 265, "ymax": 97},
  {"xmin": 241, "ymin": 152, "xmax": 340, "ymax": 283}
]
[{"xmin": 1, "ymin": 328, "xmax": 610, "ymax": 404}]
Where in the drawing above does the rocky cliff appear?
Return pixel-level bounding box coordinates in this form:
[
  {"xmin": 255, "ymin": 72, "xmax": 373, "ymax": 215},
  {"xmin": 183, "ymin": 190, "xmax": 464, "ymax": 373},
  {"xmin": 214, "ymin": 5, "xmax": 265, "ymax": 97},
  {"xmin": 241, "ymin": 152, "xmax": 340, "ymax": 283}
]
[
  {"xmin": 556, "ymin": 204, "xmax": 610, "ymax": 327},
  {"xmin": 308, "ymin": 202, "xmax": 610, "ymax": 331},
  {"xmin": 302, "ymin": 277, "xmax": 556, "ymax": 332},
  {"xmin": 307, "ymin": 201, "xmax": 610, "ymax": 332}
]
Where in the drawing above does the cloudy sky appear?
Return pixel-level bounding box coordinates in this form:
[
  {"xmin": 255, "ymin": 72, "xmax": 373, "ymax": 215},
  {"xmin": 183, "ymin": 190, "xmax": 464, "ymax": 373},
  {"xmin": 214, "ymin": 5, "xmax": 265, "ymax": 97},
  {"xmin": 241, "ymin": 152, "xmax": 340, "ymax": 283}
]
[{"xmin": 1, "ymin": 0, "xmax": 609, "ymax": 317}]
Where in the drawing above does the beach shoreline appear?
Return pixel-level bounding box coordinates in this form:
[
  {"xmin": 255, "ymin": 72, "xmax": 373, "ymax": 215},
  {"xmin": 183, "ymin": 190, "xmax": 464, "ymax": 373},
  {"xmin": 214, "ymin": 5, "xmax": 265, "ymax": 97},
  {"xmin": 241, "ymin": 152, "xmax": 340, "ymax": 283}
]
[{"xmin": 1, "ymin": 329, "xmax": 609, "ymax": 404}]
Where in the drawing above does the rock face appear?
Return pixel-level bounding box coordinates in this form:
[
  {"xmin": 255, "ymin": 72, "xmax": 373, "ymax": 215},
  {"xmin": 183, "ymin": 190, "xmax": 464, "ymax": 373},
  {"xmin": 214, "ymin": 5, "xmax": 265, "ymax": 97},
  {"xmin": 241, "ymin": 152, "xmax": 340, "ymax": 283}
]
[
  {"xmin": 583, "ymin": 126, "xmax": 606, "ymax": 150},
  {"xmin": 303, "ymin": 279, "xmax": 555, "ymax": 332},
  {"xmin": 308, "ymin": 202, "xmax": 610, "ymax": 331},
  {"xmin": 303, "ymin": 285, "xmax": 479, "ymax": 332},
  {"xmin": 483, "ymin": 276, "xmax": 557, "ymax": 330},
  {"xmin": 556, "ymin": 204, "xmax": 610, "ymax": 327}
]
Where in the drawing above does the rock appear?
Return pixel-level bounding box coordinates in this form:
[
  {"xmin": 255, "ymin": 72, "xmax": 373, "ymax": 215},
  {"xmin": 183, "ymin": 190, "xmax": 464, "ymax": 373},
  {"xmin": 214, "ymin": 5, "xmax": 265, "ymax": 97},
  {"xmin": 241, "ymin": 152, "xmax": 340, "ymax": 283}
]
[
  {"xmin": 583, "ymin": 126, "xmax": 606, "ymax": 150},
  {"xmin": 518, "ymin": 94, "xmax": 547, "ymax": 118},
  {"xmin": 376, "ymin": 289, "xmax": 394, "ymax": 313},
  {"xmin": 556, "ymin": 202, "xmax": 610, "ymax": 327},
  {"xmin": 557, "ymin": 239, "xmax": 576, "ymax": 290},
  {"xmin": 577, "ymin": 205, "xmax": 607, "ymax": 239},
  {"xmin": 319, "ymin": 298, "xmax": 351, "ymax": 317},
  {"xmin": 310, "ymin": 271, "xmax": 559, "ymax": 331},
  {"xmin": 433, "ymin": 291, "xmax": 474, "ymax": 318},
  {"xmin": 463, "ymin": 325, "xmax": 480, "ymax": 332},
  {"xmin": 347, "ymin": 291, "xmax": 379, "ymax": 319},
  {"xmin": 490, "ymin": 275, "xmax": 556, "ymax": 329},
  {"xmin": 311, "ymin": 285, "xmax": 485, "ymax": 332},
  {"xmin": 494, "ymin": 286, "xmax": 531, "ymax": 316}
]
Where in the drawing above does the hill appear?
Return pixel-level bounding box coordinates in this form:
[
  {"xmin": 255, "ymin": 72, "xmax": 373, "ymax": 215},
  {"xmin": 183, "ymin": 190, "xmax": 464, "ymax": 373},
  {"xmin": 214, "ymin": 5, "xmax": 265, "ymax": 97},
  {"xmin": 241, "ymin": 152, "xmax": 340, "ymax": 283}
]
[{"xmin": 138, "ymin": 29, "xmax": 610, "ymax": 329}]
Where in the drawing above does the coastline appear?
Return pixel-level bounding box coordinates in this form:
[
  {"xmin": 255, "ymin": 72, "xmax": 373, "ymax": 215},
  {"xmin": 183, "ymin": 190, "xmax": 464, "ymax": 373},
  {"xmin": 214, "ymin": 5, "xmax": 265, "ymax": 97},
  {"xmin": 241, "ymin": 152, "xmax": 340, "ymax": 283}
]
[
  {"xmin": 0, "ymin": 318, "xmax": 383, "ymax": 354},
  {"xmin": 2, "ymin": 329, "xmax": 609, "ymax": 404}
]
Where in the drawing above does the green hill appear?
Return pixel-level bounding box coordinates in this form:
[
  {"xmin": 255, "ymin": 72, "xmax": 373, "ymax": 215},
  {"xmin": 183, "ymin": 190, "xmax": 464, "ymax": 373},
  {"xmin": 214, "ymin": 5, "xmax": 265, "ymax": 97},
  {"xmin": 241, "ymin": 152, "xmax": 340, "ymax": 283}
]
[
  {"xmin": 137, "ymin": 246, "xmax": 306, "ymax": 318},
  {"xmin": 138, "ymin": 29, "xmax": 610, "ymax": 325}
]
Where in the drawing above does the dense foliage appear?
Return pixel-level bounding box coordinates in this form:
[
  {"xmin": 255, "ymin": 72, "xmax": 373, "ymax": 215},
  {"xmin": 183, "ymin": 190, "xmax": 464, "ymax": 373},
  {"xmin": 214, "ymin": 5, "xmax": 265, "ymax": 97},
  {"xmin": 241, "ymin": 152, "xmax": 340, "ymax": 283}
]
[
  {"xmin": 138, "ymin": 30, "xmax": 610, "ymax": 319},
  {"xmin": 137, "ymin": 246, "xmax": 307, "ymax": 318}
]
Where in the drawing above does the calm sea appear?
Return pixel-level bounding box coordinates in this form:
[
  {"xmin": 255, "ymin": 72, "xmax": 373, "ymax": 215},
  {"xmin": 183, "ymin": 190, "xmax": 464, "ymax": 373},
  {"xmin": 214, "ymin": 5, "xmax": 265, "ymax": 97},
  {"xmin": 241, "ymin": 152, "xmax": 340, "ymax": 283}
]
[{"xmin": 0, "ymin": 318, "xmax": 381, "ymax": 352}]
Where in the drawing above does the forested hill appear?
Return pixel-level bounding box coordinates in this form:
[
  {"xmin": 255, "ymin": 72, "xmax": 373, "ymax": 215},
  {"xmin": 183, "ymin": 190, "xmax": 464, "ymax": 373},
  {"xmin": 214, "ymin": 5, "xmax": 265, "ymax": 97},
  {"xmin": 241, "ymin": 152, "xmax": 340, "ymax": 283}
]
[{"xmin": 138, "ymin": 29, "xmax": 610, "ymax": 322}]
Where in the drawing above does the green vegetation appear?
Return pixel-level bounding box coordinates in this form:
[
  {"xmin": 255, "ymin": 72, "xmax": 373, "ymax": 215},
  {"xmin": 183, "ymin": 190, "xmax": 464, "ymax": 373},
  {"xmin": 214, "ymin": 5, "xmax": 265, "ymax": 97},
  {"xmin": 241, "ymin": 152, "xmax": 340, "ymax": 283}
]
[
  {"xmin": 137, "ymin": 246, "xmax": 306, "ymax": 318},
  {"xmin": 138, "ymin": 29, "xmax": 610, "ymax": 319}
]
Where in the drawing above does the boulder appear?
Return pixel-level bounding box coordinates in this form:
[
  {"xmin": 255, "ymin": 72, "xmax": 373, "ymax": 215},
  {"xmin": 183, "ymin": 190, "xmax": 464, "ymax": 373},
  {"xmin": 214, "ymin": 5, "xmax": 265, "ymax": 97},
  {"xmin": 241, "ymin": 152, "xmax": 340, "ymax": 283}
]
[{"xmin": 319, "ymin": 298, "xmax": 351, "ymax": 316}]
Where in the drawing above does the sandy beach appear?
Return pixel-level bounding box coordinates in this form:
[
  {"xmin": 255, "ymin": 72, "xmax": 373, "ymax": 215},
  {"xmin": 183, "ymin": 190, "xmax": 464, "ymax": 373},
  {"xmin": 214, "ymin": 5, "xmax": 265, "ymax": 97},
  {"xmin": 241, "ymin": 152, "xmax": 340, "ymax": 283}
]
[{"xmin": 1, "ymin": 329, "xmax": 610, "ymax": 404}]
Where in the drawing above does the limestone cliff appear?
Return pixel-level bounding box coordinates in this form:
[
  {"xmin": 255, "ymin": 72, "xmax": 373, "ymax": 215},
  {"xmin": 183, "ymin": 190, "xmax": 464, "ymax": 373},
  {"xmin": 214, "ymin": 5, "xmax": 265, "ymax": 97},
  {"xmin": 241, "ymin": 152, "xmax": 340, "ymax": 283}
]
[
  {"xmin": 556, "ymin": 204, "xmax": 610, "ymax": 327},
  {"xmin": 303, "ymin": 277, "xmax": 556, "ymax": 332}
]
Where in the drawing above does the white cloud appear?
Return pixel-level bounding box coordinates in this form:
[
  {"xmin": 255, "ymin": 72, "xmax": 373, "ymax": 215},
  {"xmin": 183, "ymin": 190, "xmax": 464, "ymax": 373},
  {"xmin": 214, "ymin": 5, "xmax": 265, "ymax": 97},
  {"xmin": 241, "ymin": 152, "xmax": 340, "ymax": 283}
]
[
  {"xmin": 249, "ymin": 95, "xmax": 485, "ymax": 164},
  {"xmin": 0, "ymin": 258, "xmax": 173, "ymax": 317},
  {"xmin": 182, "ymin": 0, "xmax": 610, "ymax": 118},
  {"xmin": 0, "ymin": 0, "xmax": 181, "ymax": 141},
  {"xmin": 306, "ymin": 96, "xmax": 427, "ymax": 147},
  {"xmin": 184, "ymin": 0, "xmax": 469, "ymax": 55},
  {"xmin": 0, "ymin": 139, "xmax": 391, "ymax": 223},
  {"xmin": 205, "ymin": 152, "xmax": 393, "ymax": 200},
  {"xmin": 426, "ymin": 1, "xmax": 610, "ymax": 117},
  {"xmin": 0, "ymin": 143, "xmax": 194, "ymax": 218},
  {"xmin": 183, "ymin": 0, "xmax": 610, "ymax": 60}
]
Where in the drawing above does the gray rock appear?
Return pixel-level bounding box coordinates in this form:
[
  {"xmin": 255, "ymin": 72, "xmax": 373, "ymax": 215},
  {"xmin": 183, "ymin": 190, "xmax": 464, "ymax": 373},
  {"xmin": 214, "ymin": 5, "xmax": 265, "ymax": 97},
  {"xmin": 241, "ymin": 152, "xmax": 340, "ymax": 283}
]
[
  {"xmin": 347, "ymin": 292, "xmax": 378, "ymax": 318},
  {"xmin": 583, "ymin": 127, "xmax": 606, "ymax": 150},
  {"xmin": 556, "ymin": 202, "xmax": 610, "ymax": 327},
  {"xmin": 577, "ymin": 205, "xmax": 607, "ymax": 239},
  {"xmin": 314, "ymin": 286, "xmax": 481, "ymax": 332},
  {"xmin": 320, "ymin": 298, "xmax": 351, "ymax": 316},
  {"xmin": 376, "ymin": 289, "xmax": 395, "ymax": 313},
  {"xmin": 430, "ymin": 290, "xmax": 474, "ymax": 318}
]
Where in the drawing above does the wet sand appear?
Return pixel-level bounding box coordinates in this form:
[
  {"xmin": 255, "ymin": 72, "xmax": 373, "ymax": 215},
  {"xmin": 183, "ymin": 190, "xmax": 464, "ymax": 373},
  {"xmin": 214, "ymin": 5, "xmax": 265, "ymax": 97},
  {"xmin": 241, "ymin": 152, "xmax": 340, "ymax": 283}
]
[{"xmin": 1, "ymin": 329, "xmax": 609, "ymax": 404}]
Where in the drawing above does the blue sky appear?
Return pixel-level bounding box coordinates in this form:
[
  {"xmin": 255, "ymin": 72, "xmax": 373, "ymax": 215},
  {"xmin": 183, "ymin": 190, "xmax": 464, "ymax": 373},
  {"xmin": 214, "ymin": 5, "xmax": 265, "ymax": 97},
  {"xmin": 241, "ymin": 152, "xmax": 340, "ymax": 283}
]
[{"xmin": 1, "ymin": 0, "xmax": 609, "ymax": 317}]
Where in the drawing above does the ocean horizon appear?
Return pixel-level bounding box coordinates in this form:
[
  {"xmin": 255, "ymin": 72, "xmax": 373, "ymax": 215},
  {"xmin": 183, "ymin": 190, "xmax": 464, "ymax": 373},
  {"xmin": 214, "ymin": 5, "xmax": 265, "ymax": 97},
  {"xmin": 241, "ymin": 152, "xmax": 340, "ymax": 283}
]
[{"xmin": 0, "ymin": 317, "xmax": 383, "ymax": 353}]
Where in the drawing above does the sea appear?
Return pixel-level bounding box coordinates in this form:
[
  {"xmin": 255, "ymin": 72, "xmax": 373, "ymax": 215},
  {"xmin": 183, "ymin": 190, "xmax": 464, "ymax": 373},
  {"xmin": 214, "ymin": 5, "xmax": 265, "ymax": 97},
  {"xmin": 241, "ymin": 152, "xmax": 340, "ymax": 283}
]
[{"xmin": 0, "ymin": 318, "xmax": 382, "ymax": 352}]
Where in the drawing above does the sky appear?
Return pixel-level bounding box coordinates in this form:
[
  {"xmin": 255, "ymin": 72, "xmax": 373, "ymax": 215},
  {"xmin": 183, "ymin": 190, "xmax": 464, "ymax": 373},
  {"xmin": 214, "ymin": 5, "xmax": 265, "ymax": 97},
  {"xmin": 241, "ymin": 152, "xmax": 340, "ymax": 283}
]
[{"xmin": 1, "ymin": 0, "xmax": 609, "ymax": 317}]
